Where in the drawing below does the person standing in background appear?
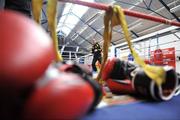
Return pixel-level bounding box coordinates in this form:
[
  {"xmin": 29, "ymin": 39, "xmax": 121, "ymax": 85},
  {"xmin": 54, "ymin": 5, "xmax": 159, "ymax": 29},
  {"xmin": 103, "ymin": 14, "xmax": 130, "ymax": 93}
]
[
  {"xmin": 92, "ymin": 39, "xmax": 102, "ymax": 72},
  {"xmin": 4, "ymin": 0, "xmax": 32, "ymax": 17}
]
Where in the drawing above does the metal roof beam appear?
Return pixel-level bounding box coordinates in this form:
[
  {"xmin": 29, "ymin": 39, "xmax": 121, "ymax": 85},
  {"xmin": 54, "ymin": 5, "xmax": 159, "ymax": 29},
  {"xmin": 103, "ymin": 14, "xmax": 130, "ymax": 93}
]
[
  {"xmin": 113, "ymin": 1, "xmax": 178, "ymax": 43},
  {"xmin": 116, "ymin": 0, "xmax": 168, "ymax": 19},
  {"xmin": 142, "ymin": 0, "xmax": 167, "ymax": 18},
  {"xmin": 115, "ymin": 0, "xmax": 147, "ymax": 10},
  {"xmin": 130, "ymin": 30, "xmax": 139, "ymax": 38},
  {"xmin": 71, "ymin": 41, "xmax": 90, "ymax": 52},
  {"xmin": 64, "ymin": 25, "xmax": 92, "ymax": 45},
  {"xmin": 173, "ymin": 33, "xmax": 180, "ymax": 40},
  {"xmin": 159, "ymin": 0, "xmax": 180, "ymax": 22},
  {"xmin": 72, "ymin": 13, "xmax": 103, "ymax": 36},
  {"xmin": 72, "ymin": 13, "xmax": 115, "ymax": 45}
]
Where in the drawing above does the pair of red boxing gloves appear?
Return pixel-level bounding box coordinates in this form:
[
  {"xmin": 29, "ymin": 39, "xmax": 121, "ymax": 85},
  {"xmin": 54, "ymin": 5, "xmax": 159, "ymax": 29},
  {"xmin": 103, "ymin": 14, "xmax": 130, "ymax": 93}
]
[
  {"xmin": 0, "ymin": 10, "xmax": 102, "ymax": 120},
  {"xmin": 102, "ymin": 58, "xmax": 179, "ymax": 101}
]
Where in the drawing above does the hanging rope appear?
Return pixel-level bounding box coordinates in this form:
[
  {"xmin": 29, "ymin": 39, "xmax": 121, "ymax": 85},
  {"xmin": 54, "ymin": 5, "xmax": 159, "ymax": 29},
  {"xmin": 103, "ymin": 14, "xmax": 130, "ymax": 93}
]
[
  {"xmin": 32, "ymin": 0, "xmax": 43, "ymax": 24},
  {"xmin": 97, "ymin": 5, "xmax": 166, "ymax": 86},
  {"xmin": 47, "ymin": 0, "xmax": 63, "ymax": 62},
  {"xmin": 32, "ymin": 0, "xmax": 63, "ymax": 62},
  {"xmin": 96, "ymin": 7, "xmax": 113, "ymax": 84}
]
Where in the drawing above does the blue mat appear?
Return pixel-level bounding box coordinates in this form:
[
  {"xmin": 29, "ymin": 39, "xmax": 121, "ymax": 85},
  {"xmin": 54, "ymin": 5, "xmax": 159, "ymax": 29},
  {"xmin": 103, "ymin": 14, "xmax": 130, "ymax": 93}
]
[{"xmin": 82, "ymin": 95, "xmax": 180, "ymax": 120}]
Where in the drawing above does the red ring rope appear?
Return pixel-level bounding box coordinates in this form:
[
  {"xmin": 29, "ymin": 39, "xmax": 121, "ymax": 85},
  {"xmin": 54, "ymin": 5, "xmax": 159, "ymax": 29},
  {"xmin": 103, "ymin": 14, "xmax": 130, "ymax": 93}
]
[{"xmin": 59, "ymin": 0, "xmax": 180, "ymax": 27}]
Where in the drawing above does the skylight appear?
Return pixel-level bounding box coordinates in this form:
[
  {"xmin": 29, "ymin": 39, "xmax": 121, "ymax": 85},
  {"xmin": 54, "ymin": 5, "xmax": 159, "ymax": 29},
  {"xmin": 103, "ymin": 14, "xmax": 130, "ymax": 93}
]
[{"xmin": 57, "ymin": 0, "xmax": 94, "ymax": 36}]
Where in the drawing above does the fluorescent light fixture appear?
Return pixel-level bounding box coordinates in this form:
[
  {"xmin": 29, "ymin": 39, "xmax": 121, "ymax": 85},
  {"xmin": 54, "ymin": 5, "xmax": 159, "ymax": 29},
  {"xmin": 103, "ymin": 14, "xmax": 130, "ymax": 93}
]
[{"xmin": 170, "ymin": 5, "xmax": 180, "ymax": 13}]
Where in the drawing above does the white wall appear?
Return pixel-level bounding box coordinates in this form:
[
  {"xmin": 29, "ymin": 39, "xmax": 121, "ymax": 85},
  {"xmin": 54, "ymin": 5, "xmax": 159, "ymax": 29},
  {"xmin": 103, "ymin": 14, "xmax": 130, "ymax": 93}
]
[{"xmin": 116, "ymin": 32, "xmax": 180, "ymax": 72}]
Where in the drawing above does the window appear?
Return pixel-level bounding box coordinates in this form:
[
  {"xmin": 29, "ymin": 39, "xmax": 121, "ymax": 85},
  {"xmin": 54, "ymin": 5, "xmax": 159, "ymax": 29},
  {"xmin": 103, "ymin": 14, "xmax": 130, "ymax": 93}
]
[{"xmin": 57, "ymin": 0, "xmax": 94, "ymax": 36}]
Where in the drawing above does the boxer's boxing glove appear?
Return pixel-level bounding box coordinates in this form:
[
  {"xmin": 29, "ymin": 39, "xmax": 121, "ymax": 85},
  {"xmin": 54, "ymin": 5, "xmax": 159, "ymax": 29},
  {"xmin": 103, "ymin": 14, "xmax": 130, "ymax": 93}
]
[
  {"xmin": 55, "ymin": 62, "xmax": 102, "ymax": 112},
  {"xmin": 23, "ymin": 65, "xmax": 102, "ymax": 120}
]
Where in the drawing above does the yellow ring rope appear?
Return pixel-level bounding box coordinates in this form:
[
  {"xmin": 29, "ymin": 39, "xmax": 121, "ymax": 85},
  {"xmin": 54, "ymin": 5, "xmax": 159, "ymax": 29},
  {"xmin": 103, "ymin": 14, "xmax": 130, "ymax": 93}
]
[
  {"xmin": 32, "ymin": 0, "xmax": 63, "ymax": 62},
  {"xmin": 32, "ymin": 0, "xmax": 43, "ymax": 24}
]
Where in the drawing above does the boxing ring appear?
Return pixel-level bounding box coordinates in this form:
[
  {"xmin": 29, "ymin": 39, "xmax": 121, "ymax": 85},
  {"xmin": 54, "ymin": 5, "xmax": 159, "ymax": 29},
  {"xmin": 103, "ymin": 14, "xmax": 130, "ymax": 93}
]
[{"xmin": 58, "ymin": 1, "xmax": 180, "ymax": 120}]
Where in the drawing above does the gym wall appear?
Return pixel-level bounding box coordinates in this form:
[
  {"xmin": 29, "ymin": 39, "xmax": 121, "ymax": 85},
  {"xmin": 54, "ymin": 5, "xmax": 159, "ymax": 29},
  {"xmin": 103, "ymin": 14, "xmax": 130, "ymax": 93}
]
[{"xmin": 116, "ymin": 32, "xmax": 180, "ymax": 73}]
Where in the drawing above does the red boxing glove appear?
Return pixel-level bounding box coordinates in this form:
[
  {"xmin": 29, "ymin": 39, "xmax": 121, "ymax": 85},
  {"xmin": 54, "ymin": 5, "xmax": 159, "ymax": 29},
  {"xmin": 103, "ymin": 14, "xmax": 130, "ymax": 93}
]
[
  {"xmin": 0, "ymin": 10, "xmax": 55, "ymax": 119},
  {"xmin": 0, "ymin": 10, "xmax": 55, "ymax": 90},
  {"xmin": 23, "ymin": 65, "xmax": 102, "ymax": 120},
  {"xmin": 56, "ymin": 62, "xmax": 102, "ymax": 112}
]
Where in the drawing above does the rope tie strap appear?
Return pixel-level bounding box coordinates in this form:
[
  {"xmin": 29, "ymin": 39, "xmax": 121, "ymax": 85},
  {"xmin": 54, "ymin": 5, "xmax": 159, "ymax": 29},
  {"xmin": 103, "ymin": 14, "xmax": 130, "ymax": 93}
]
[
  {"xmin": 97, "ymin": 5, "xmax": 166, "ymax": 86},
  {"xmin": 32, "ymin": 0, "xmax": 63, "ymax": 62}
]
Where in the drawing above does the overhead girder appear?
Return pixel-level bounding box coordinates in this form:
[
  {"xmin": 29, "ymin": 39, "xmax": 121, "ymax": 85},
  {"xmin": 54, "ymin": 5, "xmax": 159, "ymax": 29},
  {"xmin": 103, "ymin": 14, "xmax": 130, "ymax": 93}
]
[
  {"xmin": 112, "ymin": 0, "xmax": 179, "ymax": 43},
  {"xmin": 71, "ymin": 13, "xmax": 115, "ymax": 45},
  {"xmin": 158, "ymin": 0, "xmax": 180, "ymax": 22},
  {"xmin": 64, "ymin": 25, "xmax": 93, "ymax": 45},
  {"xmin": 131, "ymin": 30, "xmax": 140, "ymax": 38},
  {"xmin": 115, "ymin": 0, "xmax": 168, "ymax": 19}
]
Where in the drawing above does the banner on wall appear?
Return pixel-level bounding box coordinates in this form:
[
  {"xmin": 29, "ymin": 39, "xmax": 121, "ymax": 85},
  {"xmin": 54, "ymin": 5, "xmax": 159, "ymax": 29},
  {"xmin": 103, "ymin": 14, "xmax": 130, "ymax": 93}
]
[{"xmin": 150, "ymin": 47, "xmax": 176, "ymax": 68}]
